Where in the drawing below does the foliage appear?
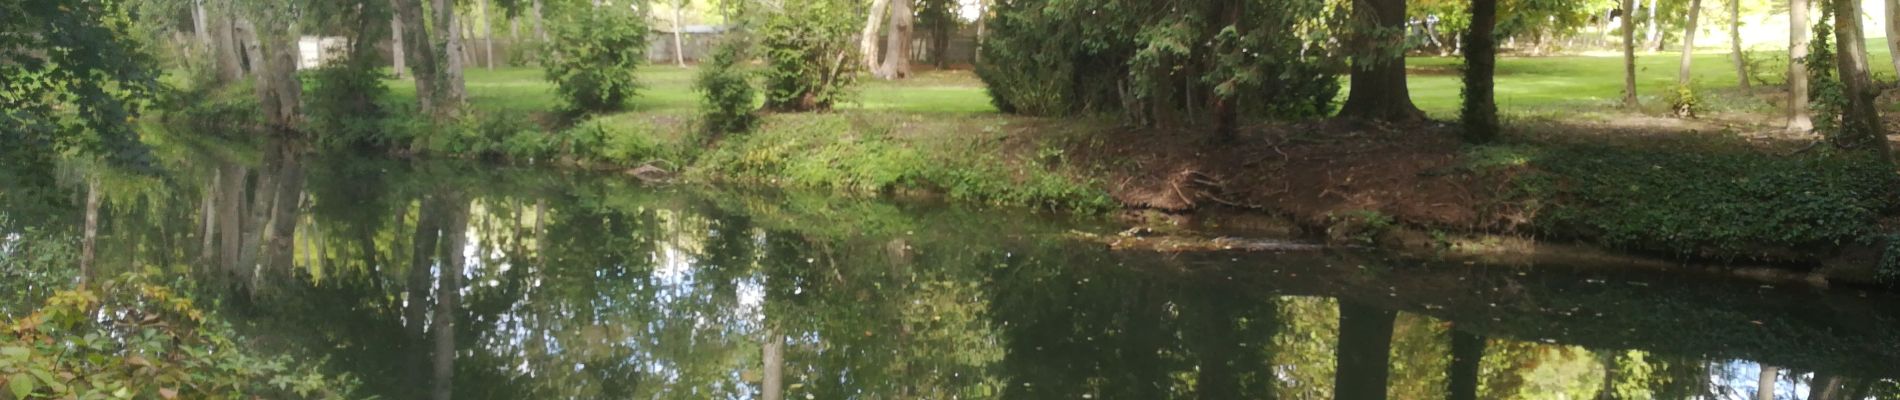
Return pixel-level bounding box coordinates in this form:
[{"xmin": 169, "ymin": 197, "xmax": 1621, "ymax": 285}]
[
  {"xmin": 542, "ymin": 4, "xmax": 651, "ymax": 113},
  {"xmin": 556, "ymin": 119, "xmax": 681, "ymax": 166},
  {"xmin": 975, "ymin": 0, "xmax": 1342, "ymax": 125},
  {"xmin": 1879, "ymin": 232, "xmax": 1900, "ymax": 284},
  {"xmin": 695, "ymin": 114, "xmax": 1115, "ymax": 211},
  {"xmin": 757, "ymin": 0, "xmax": 859, "ymax": 112},
  {"xmin": 303, "ymin": 56, "xmax": 395, "ymax": 150},
  {"xmin": 0, "ymin": 271, "xmax": 360, "ymax": 399},
  {"xmin": 696, "ymin": 34, "xmax": 760, "ymax": 136},
  {"xmin": 1805, "ymin": 7, "xmax": 1845, "ymax": 136},
  {"xmin": 1, "ymin": 0, "xmax": 160, "ymax": 194},
  {"xmin": 1522, "ymin": 144, "xmax": 1897, "ymax": 260},
  {"xmin": 1666, "ymin": 84, "xmax": 1699, "ymax": 118},
  {"xmin": 0, "ymin": 219, "xmax": 77, "ymax": 317}
]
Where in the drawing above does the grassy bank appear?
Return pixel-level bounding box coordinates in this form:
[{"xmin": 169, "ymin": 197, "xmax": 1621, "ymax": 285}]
[{"xmin": 168, "ymin": 52, "xmax": 1900, "ymax": 278}]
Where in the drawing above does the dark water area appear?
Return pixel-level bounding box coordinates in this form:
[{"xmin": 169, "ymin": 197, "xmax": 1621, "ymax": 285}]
[{"xmin": 8, "ymin": 141, "xmax": 1900, "ymax": 399}]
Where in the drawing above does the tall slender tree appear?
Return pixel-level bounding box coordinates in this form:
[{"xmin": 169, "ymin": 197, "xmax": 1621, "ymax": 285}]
[
  {"xmin": 1888, "ymin": 0, "xmax": 1900, "ymax": 75},
  {"xmin": 1677, "ymin": 0, "xmax": 1702, "ymax": 85},
  {"xmin": 1729, "ymin": 0, "xmax": 1749, "ymax": 91},
  {"xmin": 1788, "ymin": 0, "xmax": 1813, "ymax": 133},
  {"xmin": 1755, "ymin": 365, "xmax": 1778, "ymax": 400},
  {"xmin": 1829, "ymin": 0, "xmax": 1890, "ymax": 158},
  {"xmin": 861, "ymin": 0, "xmax": 891, "ymax": 72},
  {"xmin": 1622, "ymin": 0, "xmax": 1640, "ymax": 107},
  {"xmin": 877, "ymin": 0, "xmax": 915, "ymax": 79},
  {"xmin": 1338, "ymin": 0, "xmax": 1426, "ymax": 121}
]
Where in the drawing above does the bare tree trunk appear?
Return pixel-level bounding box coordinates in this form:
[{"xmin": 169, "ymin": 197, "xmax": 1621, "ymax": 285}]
[
  {"xmin": 217, "ymin": 166, "xmax": 246, "ymax": 280},
  {"xmin": 393, "ymin": 0, "xmax": 438, "ymax": 112},
  {"xmin": 673, "ymin": 2, "xmax": 687, "ymax": 66},
  {"xmin": 1645, "ymin": 0, "xmax": 1662, "ymax": 49},
  {"xmin": 1888, "ymin": 0, "xmax": 1900, "ymax": 76},
  {"xmin": 1623, "ymin": 0, "xmax": 1641, "ymax": 107},
  {"xmin": 1788, "ymin": 0, "xmax": 1813, "ymax": 133},
  {"xmin": 1338, "ymin": 0, "xmax": 1426, "ymax": 121},
  {"xmin": 392, "ymin": 14, "xmax": 406, "ymax": 78},
  {"xmin": 192, "ymin": 0, "xmax": 212, "ymax": 51},
  {"xmin": 1755, "ymin": 365, "xmax": 1778, "ymax": 400},
  {"xmin": 862, "ymin": 0, "xmax": 892, "ymax": 73},
  {"xmin": 480, "ymin": 0, "xmax": 495, "ymax": 70},
  {"xmin": 1811, "ymin": 372, "xmax": 1843, "ymax": 400},
  {"xmin": 1730, "ymin": 0, "xmax": 1750, "ymax": 91},
  {"xmin": 436, "ymin": 0, "xmax": 468, "ymax": 108},
  {"xmin": 974, "ymin": 0, "xmax": 986, "ymax": 64},
  {"xmin": 211, "ymin": 5, "xmax": 245, "ymax": 82},
  {"xmin": 1832, "ymin": 0, "xmax": 1892, "ymax": 159},
  {"xmin": 1679, "ymin": 0, "xmax": 1702, "ymax": 85},
  {"xmin": 78, "ymin": 178, "xmax": 101, "ymax": 286},
  {"xmin": 431, "ymin": 193, "xmax": 469, "ymax": 400},
  {"xmin": 531, "ymin": 0, "xmax": 547, "ymax": 42},
  {"xmin": 761, "ymin": 329, "xmax": 784, "ymax": 400},
  {"xmin": 877, "ymin": 0, "xmax": 915, "ymax": 79},
  {"xmin": 200, "ymin": 172, "xmax": 218, "ymax": 263}
]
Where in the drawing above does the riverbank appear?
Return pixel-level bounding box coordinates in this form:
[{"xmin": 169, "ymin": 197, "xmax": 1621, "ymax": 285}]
[{"xmin": 163, "ymin": 65, "xmax": 1900, "ymax": 285}]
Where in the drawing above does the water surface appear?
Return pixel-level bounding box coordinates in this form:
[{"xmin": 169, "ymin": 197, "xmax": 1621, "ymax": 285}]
[{"xmin": 16, "ymin": 143, "xmax": 1900, "ymax": 399}]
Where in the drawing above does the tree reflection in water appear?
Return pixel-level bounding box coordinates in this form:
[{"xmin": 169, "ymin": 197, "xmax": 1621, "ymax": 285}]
[{"xmin": 29, "ymin": 144, "xmax": 1900, "ymax": 399}]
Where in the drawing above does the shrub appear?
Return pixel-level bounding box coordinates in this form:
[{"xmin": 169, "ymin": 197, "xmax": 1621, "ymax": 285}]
[
  {"xmin": 302, "ymin": 57, "xmax": 392, "ymax": 150},
  {"xmin": 758, "ymin": 0, "xmax": 859, "ymax": 112},
  {"xmin": 696, "ymin": 34, "xmax": 759, "ymax": 136},
  {"xmin": 542, "ymin": 5, "xmax": 650, "ymax": 113},
  {"xmin": 1666, "ymin": 85, "xmax": 1699, "ymax": 118},
  {"xmin": 1, "ymin": 271, "xmax": 361, "ymax": 399}
]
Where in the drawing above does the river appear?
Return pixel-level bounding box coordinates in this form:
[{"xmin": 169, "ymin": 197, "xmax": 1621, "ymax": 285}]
[{"xmin": 11, "ymin": 140, "xmax": 1900, "ymax": 399}]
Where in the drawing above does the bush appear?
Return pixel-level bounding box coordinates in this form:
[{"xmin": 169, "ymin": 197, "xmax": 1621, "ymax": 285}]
[
  {"xmin": 541, "ymin": 5, "xmax": 650, "ymax": 113},
  {"xmin": 758, "ymin": 0, "xmax": 859, "ymax": 112},
  {"xmin": 1666, "ymin": 85, "xmax": 1699, "ymax": 119},
  {"xmin": 556, "ymin": 120, "xmax": 675, "ymax": 166},
  {"xmin": 302, "ymin": 57, "xmax": 393, "ymax": 150},
  {"xmin": 1, "ymin": 271, "xmax": 361, "ymax": 399},
  {"xmin": 696, "ymin": 35, "xmax": 759, "ymax": 136}
]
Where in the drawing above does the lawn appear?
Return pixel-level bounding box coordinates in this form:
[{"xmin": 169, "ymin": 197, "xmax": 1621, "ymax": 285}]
[
  {"xmin": 384, "ymin": 65, "xmax": 1000, "ymax": 116},
  {"xmin": 394, "ymin": 37, "xmax": 1900, "ymax": 121}
]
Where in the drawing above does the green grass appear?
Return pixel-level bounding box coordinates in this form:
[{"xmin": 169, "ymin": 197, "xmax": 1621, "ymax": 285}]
[
  {"xmin": 1402, "ymin": 37, "xmax": 1900, "ymax": 117},
  {"xmin": 386, "ymin": 65, "xmax": 998, "ymax": 116}
]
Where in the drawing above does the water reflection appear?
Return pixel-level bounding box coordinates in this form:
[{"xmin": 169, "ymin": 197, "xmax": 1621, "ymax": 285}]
[{"xmin": 20, "ymin": 142, "xmax": 1900, "ymax": 399}]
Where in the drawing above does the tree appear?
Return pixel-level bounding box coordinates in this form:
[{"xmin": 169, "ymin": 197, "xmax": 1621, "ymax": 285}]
[
  {"xmin": 1622, "ymin": 0, "xmax": 1640, "ymax": 107},
  {"xmin": 1338, "ymin": 0, "xmax": 1426, "ymax": 122},
  {"xmin": 1677, "ymin": 0, "xmax": 1701, "ymax": 85},
  {"xmin": 1729, "ymin": 0, "xmax": 1748, "ymax": 91},
  {"xmin": 1788, "ymin": 0, "xmax": 1812, "ymax": 133},
  {"xmin": 543, "ymin": 4, "xmax": 652, "ymax": 113},
  {"xmin": 876, "ymin": 0, "xmax": 915, "ymax": 79},
  {"xmin": 861, "ymin": 0, "xmax": 890, "ymax": 72},
  {"xmin": 1888, "ymin": 0, "xmax": 1900, "ymax": 75},
  {"xmin": 1755, "ymin": 365, "xmax": 1778, "ymax": 400},
  {"xmin": 760, "ymin": 0, "xmax": 860, "ymax": 111},
  {"xmin": 1448, "ymin": 330, "xmax": 1484, "ymax": 400},
  {"xmin": 1, "ymin": 0, "xmax": 159, "ymax": 193},
  {"xmin": 917, "ymin": 0, "xmax": 959, "ymax": 68},
  {"xmin": 664, "ymin": 0, "xmax": 692, "ymax": 67},
  {"xmin": 1462, "ymin": 0, "xmax": 1499, "ymax": 143},
  {"xmin": 393, "ymin": 0, "xmax": 468, "ymax": 116},
  {"xmin": 1828, "ymin": 0, "xmax": 1890, "ymax": 158}
]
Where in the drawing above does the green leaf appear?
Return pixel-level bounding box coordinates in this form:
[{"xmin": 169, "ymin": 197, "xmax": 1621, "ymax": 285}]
[
  {"xmin": 9, "ymin": 373, "xmax": 38, "ymax": 398},
  {"xmin": 0, "ymin": 347, "xmax": 27, "ymax": 358},
  {"xmin": 25, "ymin": 369, "xmax": 61, "ymax": 392}
]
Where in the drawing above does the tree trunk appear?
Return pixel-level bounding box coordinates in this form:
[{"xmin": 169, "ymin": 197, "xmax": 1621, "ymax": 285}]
[
  {"xmin": 199, "ymin": 172, "xmax": 218, "ymax": 263},
  {"xmin": 1789, "ymin": 0, "xmax": 1813, "ymax": 133},
  {"xmin": 1832, "ymin": 0, "xmax": 1892, "ymax": 158},
  {"xmin": 1755, "ymin": 365, "xmax": 1778, "ymax": 400},
  {"xmin": 1463, "ymin": 0, "xmax": 1499, "ymax": 143},
  {"xmin": 392, "ymin": 14, "xmax": 406, "ymax": 78},
  {"xmin": 1811, "ymin": 372, "xmax": 1843, "ymax": 400},
  {"xmin": 674, "ymin": 2, "xmax": 687, "ymax": 66},
  {"xmin": 862, "ymin": 0, "xmax": 891, "ymax": 73},
  {"xmin": 878, "ymin": 0, "xmax": 914, "ymax": 79},
  {"xmin": 532, "ymin": 0, "xmax": 547, "ymax": 42},
  {"xmin": 1888, "ymin": 0, "xmax": 1900, "ymax": 76},
  {"xmin": 1679, "ymin": 0, "xmax": 1701, "ymax": 85},
  {"xmin": 78, "ymin": 178, "xmax": 101, "ymax": 286},
  {"xmin": 931, "ymin": 18, "xmax": 951, "ymax": 68},
  {"xmin": 1730, "ymin": 0, "xmax": 1750, "ymax": 91},
  {"xmin": 192, "ymin": 0, "xmax": 212, "ymax": 52},
  {"xmin": 217, "ymin": 166, "xmax": 246, "ymax": 281},
  {"xmin": 761, "ymin": 329, "xmax": 784, "ymax": 400},
  {"xmin": 393, "ymin": 0, "xmax": 438, "ymax": 112},
  {"xmin": 434, "ymin": 0, "xmax": 469, "ymax": 109},
  {"xmin": 974, "ymin": 0, "xmax": 986, "ymax": 64},
  {"xmin": 1449, "ymin": 330, "xmax": 1484, "ymax": 400},
  {"xmin": 211, "ymin": 6, "xmax": 245, "ymax": 82},
  {"xmin": 1645, "ymin": 0, "xmax": 1662, "ymax": 49},
  {"xmin": 1338, "ymin": 0, "xmax": 1425, "ymax": 121},
  {"xmin": 1623, "ymin": 0, "xmax": 1641, "ymax": 107},
  {"xmin": 1333, "ymin": 302, "xmax": 1395, "ymax": 400},
  {"xmin": 480, "ymin": 0, "xmax": 495, "ymax": 70}
]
